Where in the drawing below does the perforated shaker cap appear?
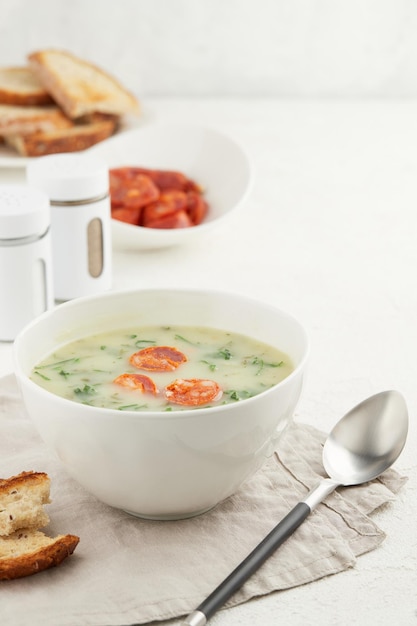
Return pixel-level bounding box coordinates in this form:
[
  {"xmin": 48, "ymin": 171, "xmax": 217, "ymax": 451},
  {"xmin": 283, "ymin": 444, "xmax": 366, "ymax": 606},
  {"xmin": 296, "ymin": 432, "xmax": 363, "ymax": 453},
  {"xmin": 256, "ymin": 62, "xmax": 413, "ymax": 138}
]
[
  {"xmin": 26, "ymin": 153, "xmax": 109, "ymax": 202},
  {"xmin": 0, "ymin": 184, "xmax": 50, "ymax": 239}
]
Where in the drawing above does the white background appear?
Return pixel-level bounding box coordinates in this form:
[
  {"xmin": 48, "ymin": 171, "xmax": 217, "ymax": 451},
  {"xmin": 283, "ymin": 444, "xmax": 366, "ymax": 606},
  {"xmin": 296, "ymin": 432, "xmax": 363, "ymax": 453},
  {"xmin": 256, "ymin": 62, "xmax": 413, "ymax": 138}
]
[{"xmin": 2, "ymin": 0, "xmax": 417, "ymax": 97}]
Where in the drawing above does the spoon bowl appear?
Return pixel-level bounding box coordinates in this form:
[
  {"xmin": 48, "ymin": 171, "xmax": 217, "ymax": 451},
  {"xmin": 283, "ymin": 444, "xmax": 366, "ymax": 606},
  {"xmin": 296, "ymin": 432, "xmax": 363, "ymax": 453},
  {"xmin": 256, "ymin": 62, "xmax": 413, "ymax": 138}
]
[
  {"xmin": 183, "ymin": 390, "xmax": 409, "ymax": 626},
  {"xmin": 323, "ymin": 390, "xmax": 409, "ymax": 485}
]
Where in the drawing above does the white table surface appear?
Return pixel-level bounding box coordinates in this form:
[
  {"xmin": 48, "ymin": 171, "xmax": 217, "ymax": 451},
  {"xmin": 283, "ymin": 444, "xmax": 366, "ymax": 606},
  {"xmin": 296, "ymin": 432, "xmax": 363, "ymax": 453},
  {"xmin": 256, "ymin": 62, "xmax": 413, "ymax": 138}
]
[{"xmin": 1, "ymin": 98, "xmax": 416, "ymax": 626}]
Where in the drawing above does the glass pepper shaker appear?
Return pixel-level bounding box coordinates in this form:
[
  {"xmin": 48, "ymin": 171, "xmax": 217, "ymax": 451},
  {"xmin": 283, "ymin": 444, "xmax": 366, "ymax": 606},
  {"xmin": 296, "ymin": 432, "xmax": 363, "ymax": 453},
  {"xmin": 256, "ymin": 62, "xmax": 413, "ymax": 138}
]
[
  {"xmin": 0, "ymin": 184, "xmax": 54, "ymax": 341},
  {"xmin": 27, "ymin": 152, "xmax": 112, "ymax": 301}
]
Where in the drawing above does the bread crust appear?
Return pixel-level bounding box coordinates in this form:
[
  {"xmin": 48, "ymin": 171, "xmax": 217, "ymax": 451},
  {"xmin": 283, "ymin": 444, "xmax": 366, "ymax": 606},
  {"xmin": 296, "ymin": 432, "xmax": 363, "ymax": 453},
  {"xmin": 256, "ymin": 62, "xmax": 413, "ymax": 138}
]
[
  {"xmin": 7, "ymin": 117, "xmax": 117, "ymax": 156},
  {"xmin": 29, "ymin": 49, "xmax": 140, "ymax": 119},
  {"xmin": 0, "ymin": 471, "xmax": 49, "ymax": 494},
  {"xmin": 0, "ymin": 532, "xmax": 79, "ymax": 580}
]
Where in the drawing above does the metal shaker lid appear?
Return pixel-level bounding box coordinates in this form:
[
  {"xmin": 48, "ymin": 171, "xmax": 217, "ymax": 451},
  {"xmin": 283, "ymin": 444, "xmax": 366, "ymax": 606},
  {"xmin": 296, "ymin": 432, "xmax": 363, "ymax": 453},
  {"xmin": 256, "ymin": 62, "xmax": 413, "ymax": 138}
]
[
  {"xmin": 0, "ymin": 184, "xmax": 50, "ymax": 239},
  {"xmin": 26, "ymin": 153, "xmax": 109, "ymax": 202}
]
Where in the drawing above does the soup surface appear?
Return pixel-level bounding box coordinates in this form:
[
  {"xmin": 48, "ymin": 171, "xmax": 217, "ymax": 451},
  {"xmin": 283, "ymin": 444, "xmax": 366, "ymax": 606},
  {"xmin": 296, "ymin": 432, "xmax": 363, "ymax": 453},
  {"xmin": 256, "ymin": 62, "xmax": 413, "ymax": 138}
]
[{"xmin": 31, "ymin": 325, "xmax": 293, "ymax": 411}]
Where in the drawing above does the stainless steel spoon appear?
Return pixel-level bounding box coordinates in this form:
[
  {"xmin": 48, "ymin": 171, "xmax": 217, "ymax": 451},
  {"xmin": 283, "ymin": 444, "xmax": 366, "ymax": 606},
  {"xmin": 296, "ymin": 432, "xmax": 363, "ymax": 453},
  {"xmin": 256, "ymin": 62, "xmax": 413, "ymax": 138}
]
[{"xmin": 182, "ymin": 390, "xmax": 408, "ymax": 626}]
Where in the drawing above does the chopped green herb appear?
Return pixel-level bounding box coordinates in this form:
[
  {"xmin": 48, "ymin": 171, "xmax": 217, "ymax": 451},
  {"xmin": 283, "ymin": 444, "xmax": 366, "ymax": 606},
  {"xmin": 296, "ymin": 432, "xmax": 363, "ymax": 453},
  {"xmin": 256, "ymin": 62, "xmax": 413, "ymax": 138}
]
[
  {"xmin": 36, "ymin": 357, "xmax": 80, "ymax": 370},
  {"xmin": 74, "ymin": 384, "xmax": 97, "ymax": 396},
  {"xmin": 134, "ymin": 339, "xmax": 156, "ymax": 348},
  {"xmin": 258, "ymin": 358, "xmax": 284, "ymax": 368},
  {"xmin": 213, "ymin": 347, "xmax": 232, "ymax": 360},
  {"xmin": 174, "ymin": 334, "xmax": 197, "ymax": 345},
  {"xmin": 200, "ymin": 359, "xmax": 217, "ymax": 372},
  {"xmin": 34, "ymin": 370, "xmax": 51, "ymax": 381},
  {"xmin": 118, "ymin": 404, "xmax": 147, "ymax": 411},
  {"xmin": 248, "ymin": 356, "xmax": 284, "ymax": 375},
  {"xmin": 100, "ymin": 345, "xmax": 106, "ymax": 350},
  {"xmin": 224, "ymin": 389, "xmax": 254, "ymax": 401}
]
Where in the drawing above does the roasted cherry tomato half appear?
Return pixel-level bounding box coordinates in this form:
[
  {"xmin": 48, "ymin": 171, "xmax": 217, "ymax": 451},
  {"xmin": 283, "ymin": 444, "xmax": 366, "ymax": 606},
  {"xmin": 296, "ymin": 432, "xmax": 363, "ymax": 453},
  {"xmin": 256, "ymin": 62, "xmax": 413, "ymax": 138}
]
[{"xmin": 111, "ymin": 207, "xmax": 142, "ymax": 225}]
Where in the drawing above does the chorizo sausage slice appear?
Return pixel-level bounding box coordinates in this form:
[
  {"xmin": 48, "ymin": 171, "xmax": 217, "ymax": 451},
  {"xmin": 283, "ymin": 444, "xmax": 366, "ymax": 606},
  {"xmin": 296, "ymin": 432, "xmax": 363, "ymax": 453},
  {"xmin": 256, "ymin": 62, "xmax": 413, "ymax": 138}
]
[
  {"xmin": 165, "ymin": 378, "xmax": 223, "ymax": 406},
  {"xmin": 143, "ymin": 209, "xmax": 193, "ymax": 229},
  {"xmin": 129, "ymin": 346, "xmax": 188, "ymax": 372},
  {"xmin": 124, "ymin": 167, "xmax": 201, "ymax": 193},
  {"xmin": 110, "ymin": 169, "xmax": 159, "ymax": 209},
  {"xmin": 111, "ymin": 207, "xmax": 142, "ymax": 225},
  {"xmin": 186, "ymin": 191, "xmax": 209, "ymax": 225},
  {"xmin": 141, "ymin": 190, "xmax": 188, "ymax": 225},
  {"xmin": 113, "ymin": 373, "xmax": 158, "ymax": 394}
]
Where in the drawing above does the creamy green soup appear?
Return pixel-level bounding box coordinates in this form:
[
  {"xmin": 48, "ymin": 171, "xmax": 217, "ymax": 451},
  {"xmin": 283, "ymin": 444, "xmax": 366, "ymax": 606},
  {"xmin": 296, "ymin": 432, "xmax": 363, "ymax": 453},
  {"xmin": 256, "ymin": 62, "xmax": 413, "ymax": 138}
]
[{"xmin": 31, "ymin": 325, "xmax": 293, "ymax": 411}]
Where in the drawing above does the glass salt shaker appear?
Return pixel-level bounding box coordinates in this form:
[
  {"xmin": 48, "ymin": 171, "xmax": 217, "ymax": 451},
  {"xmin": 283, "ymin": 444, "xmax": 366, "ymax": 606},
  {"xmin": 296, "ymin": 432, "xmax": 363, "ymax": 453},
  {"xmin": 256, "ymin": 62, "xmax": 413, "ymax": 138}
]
[
  {"xmin": 27, "ymin": 153, "xmax": 112, "ymax": 301},
  {"xmin": 0, "ymin": 184, "xmax": 54, "ymax": 341}
]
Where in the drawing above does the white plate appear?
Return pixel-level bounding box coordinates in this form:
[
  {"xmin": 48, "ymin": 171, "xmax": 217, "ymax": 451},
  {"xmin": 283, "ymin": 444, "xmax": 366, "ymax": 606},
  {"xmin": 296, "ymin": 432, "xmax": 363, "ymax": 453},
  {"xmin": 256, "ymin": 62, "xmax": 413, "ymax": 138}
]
[{"xmin": 88, "ymin": 122, "xmax": 252, "ymax": 251}]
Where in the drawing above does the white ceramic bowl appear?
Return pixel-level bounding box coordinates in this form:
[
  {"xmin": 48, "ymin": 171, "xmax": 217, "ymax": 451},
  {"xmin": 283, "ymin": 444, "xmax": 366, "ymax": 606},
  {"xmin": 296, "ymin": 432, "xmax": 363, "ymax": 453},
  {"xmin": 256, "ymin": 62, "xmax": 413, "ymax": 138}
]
[
  {"xmin": 14, "ymin": 289, "xmax": 308, "ymax": 520},
  {"xmin": 88, "ymin": 122, "xmax": 252, "ymax": 250}
]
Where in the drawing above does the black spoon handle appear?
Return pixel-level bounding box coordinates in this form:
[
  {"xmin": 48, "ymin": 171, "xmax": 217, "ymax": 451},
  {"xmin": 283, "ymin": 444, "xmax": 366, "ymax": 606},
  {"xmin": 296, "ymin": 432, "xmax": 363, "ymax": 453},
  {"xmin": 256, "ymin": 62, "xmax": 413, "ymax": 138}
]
[{"xmin": 182, "ymin": 501, "xmax": 311, "ymax": 625}]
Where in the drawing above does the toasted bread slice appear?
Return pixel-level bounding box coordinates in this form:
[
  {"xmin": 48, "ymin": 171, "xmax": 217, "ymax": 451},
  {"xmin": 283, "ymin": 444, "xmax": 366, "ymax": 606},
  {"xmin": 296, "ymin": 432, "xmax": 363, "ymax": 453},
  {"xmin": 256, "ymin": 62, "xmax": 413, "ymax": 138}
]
[
  {"xmin": 6, "ymin": 116, "xmax": 117, "ymax": 156},
  {"xmin": 0, "ymin": 471, "xmax": 79, "ymax": 579},
  {"xmin": 29, "ymin": 49, "xmax": 140, "ymax": 119},
  {"xmin": 0, "ymin": 103, "xmax": 73, "ymax": 136},
  {"xmin": 0, "ymin": 471, "xmax": 50, "ymax": 536},
  {"xmin": 0, "ymin": 67, "xmax": 53, "ymax": 106},
  {"xmin": 0, "ymin": 529, "xmax": 79, "ymax": 580},
  {"xmin": 76, "ymin": 111, "xmax": 121, "ymax": 125}
]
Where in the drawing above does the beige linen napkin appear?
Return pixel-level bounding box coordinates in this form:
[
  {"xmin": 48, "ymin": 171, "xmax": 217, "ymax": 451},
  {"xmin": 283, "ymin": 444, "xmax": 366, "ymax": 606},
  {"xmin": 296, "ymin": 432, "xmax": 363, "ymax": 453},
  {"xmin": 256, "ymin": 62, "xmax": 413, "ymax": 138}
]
[{"xmin": 0, "ymin": 374, "xmax": 407, "ymax": 626}]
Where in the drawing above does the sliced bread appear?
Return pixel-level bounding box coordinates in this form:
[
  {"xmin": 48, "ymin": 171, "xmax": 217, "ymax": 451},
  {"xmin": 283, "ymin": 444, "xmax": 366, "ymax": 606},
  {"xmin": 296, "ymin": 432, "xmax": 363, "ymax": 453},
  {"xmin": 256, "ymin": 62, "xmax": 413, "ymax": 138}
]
[
  {"xmin": 0, "ymin": 529, "xmax": 79, "ymax": 580},
  {"xmin": 29, "ymin": 49, "xmax": 140, "ymax": 119},
  {"xmin": 0, "ymin": 67, "xmax": 53, "ymax": 106},
  {"xmin": 0, "ymin": 471, "xmax": 50, "ymax": 535},
  {"xmin": 0, "ymin": 103, "xmax": 73, "ymax": 136},
  {"xmin": 6, "ymin": 115, "xmax": 117, "ymax": 156},
  {"xmin": 0, "ymin": 471, "xmax": 79, "ymax": 579}
]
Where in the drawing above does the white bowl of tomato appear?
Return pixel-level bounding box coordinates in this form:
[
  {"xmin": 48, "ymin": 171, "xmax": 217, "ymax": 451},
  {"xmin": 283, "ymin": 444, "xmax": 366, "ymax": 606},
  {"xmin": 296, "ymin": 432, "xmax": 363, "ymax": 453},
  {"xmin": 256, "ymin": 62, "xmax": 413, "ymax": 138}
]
[
  {"xmin": 88, "ymin": 122, "xmax": 252, "ymax": 250},
  {"xmin": 14, "ymin": 288, "xmax": 308, "ymax": 520}
]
